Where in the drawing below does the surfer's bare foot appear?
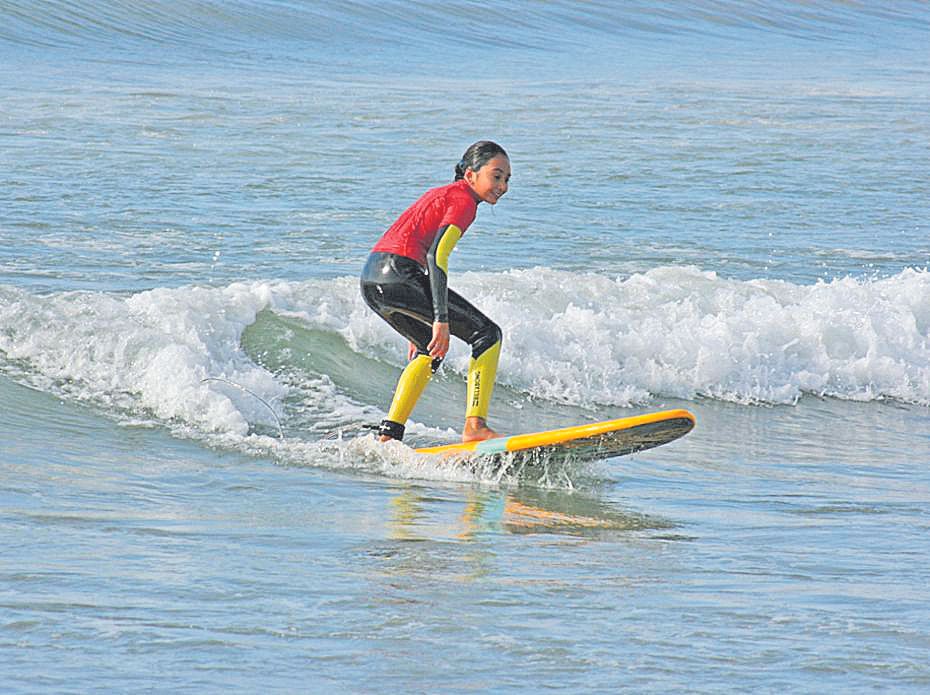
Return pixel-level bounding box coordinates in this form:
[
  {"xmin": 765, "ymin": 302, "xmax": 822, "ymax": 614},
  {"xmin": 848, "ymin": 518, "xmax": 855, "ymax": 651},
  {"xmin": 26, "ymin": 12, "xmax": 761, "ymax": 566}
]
[{"xmin": 462, "ymin": 417, "xmax": 501, "ymax": 443}]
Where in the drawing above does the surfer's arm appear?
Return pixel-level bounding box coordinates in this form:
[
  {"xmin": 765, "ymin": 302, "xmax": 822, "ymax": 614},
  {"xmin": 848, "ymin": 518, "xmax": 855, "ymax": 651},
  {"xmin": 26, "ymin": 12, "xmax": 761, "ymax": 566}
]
[
  {"xmin": 425, "ymin": 224, "xmax": 463, "ymax": 323},
  {"xmin": 423, "ymin": 224, "xmax": 461, "ymax": 359}
]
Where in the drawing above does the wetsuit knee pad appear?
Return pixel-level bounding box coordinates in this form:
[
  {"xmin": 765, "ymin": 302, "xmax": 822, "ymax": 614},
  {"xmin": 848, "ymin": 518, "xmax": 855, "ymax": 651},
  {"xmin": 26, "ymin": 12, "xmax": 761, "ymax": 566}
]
[{"xmin": 470, "ymin": 321, "xmax": 502, "ymax": 359}]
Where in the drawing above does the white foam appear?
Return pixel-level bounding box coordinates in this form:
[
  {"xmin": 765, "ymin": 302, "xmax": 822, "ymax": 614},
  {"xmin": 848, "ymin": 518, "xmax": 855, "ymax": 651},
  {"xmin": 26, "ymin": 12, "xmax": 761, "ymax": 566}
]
[
  {"xmin": 342, "ymin": 265, "xmax": 930, "ymax": 408},
  {"xmin": 1, "ymin": 267, "xmax": 927, "ymax": 454},
  {"xmin": 0, "ymin": 282, "xmax": 283, "ymax": 435}
]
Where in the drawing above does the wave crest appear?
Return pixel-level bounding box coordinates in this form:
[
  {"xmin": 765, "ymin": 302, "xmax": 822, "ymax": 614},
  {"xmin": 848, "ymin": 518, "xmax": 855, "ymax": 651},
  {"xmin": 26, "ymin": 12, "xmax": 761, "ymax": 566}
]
[{"xmin": 1, "ymin": 268, "xmax": 927, "ymax": 442}]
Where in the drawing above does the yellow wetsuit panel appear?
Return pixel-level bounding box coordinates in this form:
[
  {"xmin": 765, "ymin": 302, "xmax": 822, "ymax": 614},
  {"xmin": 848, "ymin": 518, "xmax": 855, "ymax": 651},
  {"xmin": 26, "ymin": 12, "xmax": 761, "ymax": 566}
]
[
  {"xmin": 426, "ymin": 224, "xmax": 463, "ymax": 322},
  {"xmin": 466, "ymin": 339, "xmax": 501, "ymax": 419},
  {"xmin": 386, "ymin": 354, "xmax": 434, "ymax": 425},
  {"xmin": 433, "ymin": 224, "xmax": 462, "ymax": 273}
]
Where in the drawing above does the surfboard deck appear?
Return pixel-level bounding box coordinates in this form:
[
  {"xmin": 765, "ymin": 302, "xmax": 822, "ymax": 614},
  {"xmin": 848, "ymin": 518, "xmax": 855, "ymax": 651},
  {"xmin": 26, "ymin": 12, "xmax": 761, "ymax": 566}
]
[{"xmin": 414, "ymin": 409, "xmax": 695, "ymax": 466}]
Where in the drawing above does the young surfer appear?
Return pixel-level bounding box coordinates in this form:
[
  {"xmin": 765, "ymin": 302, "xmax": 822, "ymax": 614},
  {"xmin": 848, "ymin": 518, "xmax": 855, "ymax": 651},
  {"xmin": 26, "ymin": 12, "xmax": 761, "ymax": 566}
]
[{"xmin": 360, "ymin": 141, "xmax": 511, "ymax": 443}]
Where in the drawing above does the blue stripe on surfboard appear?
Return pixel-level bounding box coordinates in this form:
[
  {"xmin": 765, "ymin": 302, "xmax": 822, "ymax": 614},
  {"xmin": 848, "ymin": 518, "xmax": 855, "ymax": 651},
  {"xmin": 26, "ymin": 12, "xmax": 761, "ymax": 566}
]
[{"xmin": 472, "ymin": 437, "xmax": 510, "ymax": 455}]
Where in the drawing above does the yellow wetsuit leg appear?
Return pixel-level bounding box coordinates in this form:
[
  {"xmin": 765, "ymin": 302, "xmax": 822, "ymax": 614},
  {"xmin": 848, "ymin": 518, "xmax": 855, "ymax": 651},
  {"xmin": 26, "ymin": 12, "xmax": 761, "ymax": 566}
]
[
  {"xmin": 465, "ymin": 339, "xmax": 501, "ymax": 420},
  {"xmin": 381, "ymin": 353, "xmax": 434, "ymax": 439}
]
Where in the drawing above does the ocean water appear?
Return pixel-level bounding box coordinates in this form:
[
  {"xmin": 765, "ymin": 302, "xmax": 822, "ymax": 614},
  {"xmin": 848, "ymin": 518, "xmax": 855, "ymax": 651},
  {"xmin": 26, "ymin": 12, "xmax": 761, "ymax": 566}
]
[{"xmin": 2, "ymin": 1, "xmax": 930, "ymax": 692}]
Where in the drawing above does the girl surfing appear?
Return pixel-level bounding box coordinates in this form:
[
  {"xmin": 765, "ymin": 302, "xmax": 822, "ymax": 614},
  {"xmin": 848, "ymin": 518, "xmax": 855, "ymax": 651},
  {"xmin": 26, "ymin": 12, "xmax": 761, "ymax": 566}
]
[{"xmin": 360, "ymin": 141, "xmax": 511, "ymax": 443}]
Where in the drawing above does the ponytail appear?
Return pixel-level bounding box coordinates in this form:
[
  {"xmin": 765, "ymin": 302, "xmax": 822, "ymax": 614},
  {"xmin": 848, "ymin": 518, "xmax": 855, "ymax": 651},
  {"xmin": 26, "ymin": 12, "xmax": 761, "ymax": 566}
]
[{"xmin": 454, "ymin": 140, "xmax": 508, "ymax": 181}]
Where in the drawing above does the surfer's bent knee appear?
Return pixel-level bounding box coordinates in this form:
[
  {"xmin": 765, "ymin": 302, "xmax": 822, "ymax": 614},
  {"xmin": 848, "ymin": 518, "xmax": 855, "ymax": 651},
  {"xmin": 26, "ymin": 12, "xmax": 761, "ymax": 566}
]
[
  {"xmin": 412, "ymin": 350, "xmax": 444, "ymax": 373},
  {"xmin": 469, "ymin": 321, "xmax": 502, "ymax": 359}
]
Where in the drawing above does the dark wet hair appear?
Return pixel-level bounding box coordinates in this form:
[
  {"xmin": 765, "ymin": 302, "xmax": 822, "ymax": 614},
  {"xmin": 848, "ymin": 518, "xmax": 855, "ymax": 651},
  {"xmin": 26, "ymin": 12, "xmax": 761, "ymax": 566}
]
[{"xmin": 454, "ymin": 141, "xmax": 509, "ymax": 181}]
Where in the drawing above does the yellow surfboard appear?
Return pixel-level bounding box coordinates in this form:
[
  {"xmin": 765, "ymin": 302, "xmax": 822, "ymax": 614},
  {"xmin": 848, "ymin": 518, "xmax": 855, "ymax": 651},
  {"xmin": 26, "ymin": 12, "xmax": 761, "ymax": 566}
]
[{"xmin": 415, "ymin": 409, "xmax": 695, "ymax": 465}]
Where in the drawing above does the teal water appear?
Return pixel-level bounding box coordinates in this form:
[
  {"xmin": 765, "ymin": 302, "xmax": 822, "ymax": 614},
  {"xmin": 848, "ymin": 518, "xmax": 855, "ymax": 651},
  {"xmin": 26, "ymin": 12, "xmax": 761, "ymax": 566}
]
[{"xmin": 2, "ymin": 2, "xmax": 930, "ymax": 692}]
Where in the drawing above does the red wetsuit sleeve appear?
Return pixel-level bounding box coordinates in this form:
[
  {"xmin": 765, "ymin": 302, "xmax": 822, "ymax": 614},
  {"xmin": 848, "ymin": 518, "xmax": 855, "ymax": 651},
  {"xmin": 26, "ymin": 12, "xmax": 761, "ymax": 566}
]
[
  {"xmin": 438, "ymin": 185, "xmax": 477, "ymax": 236},
  {"xmin": 371, "ymin": 180, "xmax": 477, "ymax": 266}
]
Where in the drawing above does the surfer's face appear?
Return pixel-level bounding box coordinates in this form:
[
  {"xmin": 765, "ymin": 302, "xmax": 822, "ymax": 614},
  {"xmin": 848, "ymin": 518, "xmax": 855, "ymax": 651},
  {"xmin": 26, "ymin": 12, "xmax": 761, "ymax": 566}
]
[{"xmin": 465, "ymin": 155, "xmax": 510, "ymax": 205}]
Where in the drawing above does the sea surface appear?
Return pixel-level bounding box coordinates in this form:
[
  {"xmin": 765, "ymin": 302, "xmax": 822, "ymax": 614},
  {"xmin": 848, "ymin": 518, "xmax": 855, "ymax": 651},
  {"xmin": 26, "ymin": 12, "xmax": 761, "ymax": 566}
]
[{"xmin": 2, "ymin": 1, "xmax": 930, "ymax": 692}]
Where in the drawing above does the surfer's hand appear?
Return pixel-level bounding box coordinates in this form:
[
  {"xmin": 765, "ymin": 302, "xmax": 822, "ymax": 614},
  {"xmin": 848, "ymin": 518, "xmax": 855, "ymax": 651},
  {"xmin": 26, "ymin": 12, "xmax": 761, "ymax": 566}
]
[
  {"xmin": 428, "ymin": 321, "xmax": 450, "ymax": 359},
  {"xmin": 407, "ymin": 341, "xmax": 418, "ymax": 361}
]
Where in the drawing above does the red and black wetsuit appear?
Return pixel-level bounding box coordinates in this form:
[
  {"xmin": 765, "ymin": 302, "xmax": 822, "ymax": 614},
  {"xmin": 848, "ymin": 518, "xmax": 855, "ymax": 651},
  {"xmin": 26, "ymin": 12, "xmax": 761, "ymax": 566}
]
[
  {"xmin": 361, "ymin": 179, "xmax": 501, "ymax": 361},
  {"xmin": 360, "ymin": 179, "xmax": 503, "ymax": 441}
]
